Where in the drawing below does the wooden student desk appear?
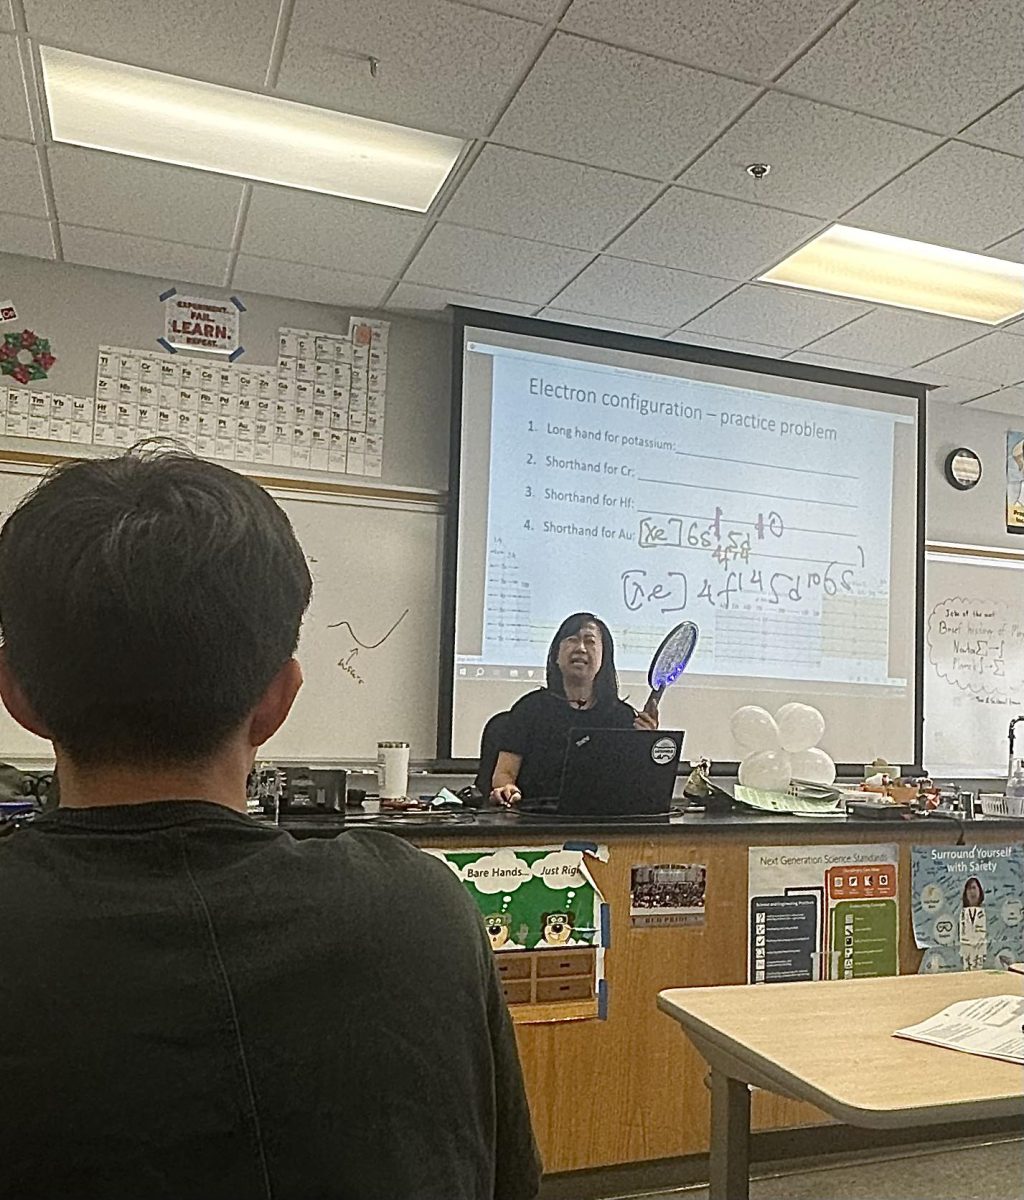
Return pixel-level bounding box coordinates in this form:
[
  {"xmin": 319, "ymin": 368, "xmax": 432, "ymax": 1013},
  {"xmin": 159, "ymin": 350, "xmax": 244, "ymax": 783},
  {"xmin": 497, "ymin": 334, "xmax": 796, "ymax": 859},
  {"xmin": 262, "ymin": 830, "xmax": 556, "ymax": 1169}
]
[{"xmin": 658, "ymin": 971, "xmax": 1024, "ymax": 1200}]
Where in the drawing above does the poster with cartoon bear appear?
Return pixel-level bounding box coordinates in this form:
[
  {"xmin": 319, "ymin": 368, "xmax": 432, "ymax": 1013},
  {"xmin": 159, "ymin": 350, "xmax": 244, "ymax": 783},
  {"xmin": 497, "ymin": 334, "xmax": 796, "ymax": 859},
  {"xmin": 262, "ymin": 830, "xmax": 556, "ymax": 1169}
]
[
  {"xmin": 912, "ymin": 844, "xmax": 1024, "ymax": 973},
  {"xmin": 425, "ymin": 845, "xmax": 606, "ymax": 953}
]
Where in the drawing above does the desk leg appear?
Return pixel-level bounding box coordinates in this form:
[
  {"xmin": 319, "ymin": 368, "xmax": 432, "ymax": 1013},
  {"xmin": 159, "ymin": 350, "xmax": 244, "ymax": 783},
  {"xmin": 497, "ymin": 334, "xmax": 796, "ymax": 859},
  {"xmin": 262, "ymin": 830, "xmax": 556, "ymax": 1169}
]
[{"xmin": 708, "ymin": 1069, "xmax": 750, "ymax": 1200}]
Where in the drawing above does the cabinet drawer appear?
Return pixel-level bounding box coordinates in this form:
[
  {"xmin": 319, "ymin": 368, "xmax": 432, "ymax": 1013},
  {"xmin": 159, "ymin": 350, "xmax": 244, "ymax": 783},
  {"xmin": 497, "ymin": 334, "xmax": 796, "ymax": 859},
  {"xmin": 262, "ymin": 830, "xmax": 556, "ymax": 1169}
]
[
  {"xmin": 501, "ymin": 979, "xmax": 532, "ymax": 1005},
  {"xmin": 536, "ymin": 949, "xmax": 596, "ymax": 978},
  {"xmin": 495, "ymin": 954, "xmax": 531, "ymax": 980},
  {"xmin": 536, "ymin": 976, "xmax": 594, "ymax": 1003}
]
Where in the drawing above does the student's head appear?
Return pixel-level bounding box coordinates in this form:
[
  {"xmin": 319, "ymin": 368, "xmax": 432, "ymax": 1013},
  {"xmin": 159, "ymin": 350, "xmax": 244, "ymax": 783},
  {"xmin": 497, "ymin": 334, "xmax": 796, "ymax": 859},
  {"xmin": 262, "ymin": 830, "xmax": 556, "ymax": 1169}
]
[
  {"xmin": 0, "ymin": 448, "xmax": 312, "ymax": 769},
  {"xmin": 962, "ymin": 876, "xmax": 985, "ymax": 907},
  {"xmin": 546, "ymin": 612, "xmax": 618, "ymax": 703}
]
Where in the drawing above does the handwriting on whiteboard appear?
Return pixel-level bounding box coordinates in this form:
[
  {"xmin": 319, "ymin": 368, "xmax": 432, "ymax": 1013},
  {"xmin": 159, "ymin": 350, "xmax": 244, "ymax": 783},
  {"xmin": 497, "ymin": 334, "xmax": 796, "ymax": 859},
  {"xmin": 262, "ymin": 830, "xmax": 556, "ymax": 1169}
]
[
  {"xmin": 327, "ymin": 608, "xmax": 410, "ymax": 686},
  {"xmin": 327, "ymin": 607, "xmax": 409, "ymax": 649},
  {"xmin": 927, "ymin": 596, "xmax": 1024, "ymax": 702}
]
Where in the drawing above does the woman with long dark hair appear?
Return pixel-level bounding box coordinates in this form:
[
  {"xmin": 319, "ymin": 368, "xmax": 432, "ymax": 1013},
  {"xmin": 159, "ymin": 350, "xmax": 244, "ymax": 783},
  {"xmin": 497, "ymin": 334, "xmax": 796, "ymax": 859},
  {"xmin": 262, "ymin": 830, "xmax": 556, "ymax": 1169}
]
[
  {"xmin": 958, "ymin": 875, "xmax": 987, "ymax": 971},
  {"xmin": 490, "ymin": 612, "xmax": 657, "ymax": 806}
]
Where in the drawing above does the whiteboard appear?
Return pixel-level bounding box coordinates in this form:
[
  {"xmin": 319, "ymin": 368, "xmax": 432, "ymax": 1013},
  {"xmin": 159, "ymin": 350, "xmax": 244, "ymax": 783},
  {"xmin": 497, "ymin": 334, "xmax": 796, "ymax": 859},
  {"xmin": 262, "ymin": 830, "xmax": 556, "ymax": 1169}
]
[
  {"xmin": 0, "ymin": 465, "xmax": 444, "ymax": 763},
  {"xmin": 924, "ymin": 551, "xmax": 1024, "ymax": 776}
]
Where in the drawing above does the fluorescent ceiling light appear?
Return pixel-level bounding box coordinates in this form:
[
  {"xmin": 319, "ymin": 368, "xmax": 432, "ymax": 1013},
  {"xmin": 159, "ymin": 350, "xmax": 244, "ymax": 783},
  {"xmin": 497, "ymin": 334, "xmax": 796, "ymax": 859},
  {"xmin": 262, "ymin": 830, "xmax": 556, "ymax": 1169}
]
[
  {"xmin": 40, "ymin": 46, "xmax": 464, "ymax": 212},
  {"xmin": 759, "ymin": 224, "xmax": 1024, "ymax": 325}
]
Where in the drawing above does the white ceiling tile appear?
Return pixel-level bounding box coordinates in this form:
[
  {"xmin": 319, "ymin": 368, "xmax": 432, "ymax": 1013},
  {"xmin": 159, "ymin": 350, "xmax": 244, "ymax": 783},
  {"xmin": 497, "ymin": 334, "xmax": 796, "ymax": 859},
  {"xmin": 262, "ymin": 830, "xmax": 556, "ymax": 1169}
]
[
  {"xmin": 0, "ymin": 213, "xmax": 54, "ymax": 260},
  {"xmin": 917, "ymin": 334, "xmax": 1024, "ymax": 387},
  {"xmin": 665, "ymin": 330, "xmax": 792, "ymax": 358},
  {"xmin": 897, "ymin": 367, "xmax": 1002, "ymax": 404},
  {"xmin": 562, "ymin": 0, "xmax": 846, "ymax": 81},
  {"xmin": 608, "ymin": 188, "xmax": 823, "ymax": 280},
  {"xmin": 684, "ymin": 283, "xmax": 869, "ymax": 348},
  {"xmin": 242, "ymin": 187, "xmax": 424, "ymax": 276},
  {"xmin": 442, "ymin": 146, "xmax": 659, "ymax": 250},
  {"xmin": 277, "ymin": 0, "xmax": 540, "ymax": 138},
  {"xmin": 493, "ymin": 33, "xmax": 757, "ymax": 178},
  {"xmin": 23, "ymin": 0, "xmax": 280, "ymax": 89},
  {"xmin": 679, "ymin": 92, "xmax": 940, "ymax": 219},
  {"xmin": 961, "ymin": 89, "xmax": 1024, "ymax": 158},
  {"xmin": 779, "ymin": 0, "xmax": 1024, "ymax": 133},
  {"xmin": 0, "ymin": 139, "xmax": 47, "ymax": 218},
  {"xmin": 386, "ymin": 282, "xmax": 536, "ymax": 316},
  {"xmin": 538, "ymin": 309, "xmax": 673, "ymax": 338},
  {"xmin": 803, "ymin": 309, "xmax": 986, "ymax": 368},
  {"xmin": 61, "ymin": 226, "xmax": 230, "ymax": 288},
  {"xmin": 552, "ymin": 257, "xmax": 735, "ymax": 328},
  {"xmin": 844, "ymin": 143, "xmax": 1024, "ymax": 252},
  {"xmin": 405, "ymin": 225, "xmax": 591, "ymax": 304},
  {"xmin": 49, "ymin": 146, "xmax": 244, "ymax": 249},
  {"xmin": 0, "ymin": 34, "xmax": 32, "ymax": 140},
  {"xmin": 964, "ymin": 386, "xmax": 1024, "ymax": 416},
  {"xmin": 233, "ymin": 255, "xmax": 390, "ymax": 307},
  {"xmin": 786, "ymin": 351, "xmax": 897, "ymax": 378},
  {"xmin": 988, "ymin": 230, "xmax": 1024, "ymax": 261},
  {"xmin": 459, "ymin": 0, "xmax": 561, "ymax": 18}
]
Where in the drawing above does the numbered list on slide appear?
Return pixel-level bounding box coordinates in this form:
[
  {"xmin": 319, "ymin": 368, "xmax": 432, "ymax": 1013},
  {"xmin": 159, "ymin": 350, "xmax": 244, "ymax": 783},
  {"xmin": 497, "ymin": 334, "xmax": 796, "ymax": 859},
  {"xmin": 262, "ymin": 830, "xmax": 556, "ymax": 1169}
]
[{"xmin": 481, "ymin": 349, "xmax": 906, "ymax": 687}]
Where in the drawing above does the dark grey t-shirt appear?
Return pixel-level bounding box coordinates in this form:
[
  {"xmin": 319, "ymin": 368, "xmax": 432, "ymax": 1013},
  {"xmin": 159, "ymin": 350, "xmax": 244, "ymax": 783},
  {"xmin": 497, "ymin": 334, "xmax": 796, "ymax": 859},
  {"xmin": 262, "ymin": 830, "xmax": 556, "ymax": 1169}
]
[{"xmin": 0, "ymin": 802, "xmax": 541, "ymax": 1200}]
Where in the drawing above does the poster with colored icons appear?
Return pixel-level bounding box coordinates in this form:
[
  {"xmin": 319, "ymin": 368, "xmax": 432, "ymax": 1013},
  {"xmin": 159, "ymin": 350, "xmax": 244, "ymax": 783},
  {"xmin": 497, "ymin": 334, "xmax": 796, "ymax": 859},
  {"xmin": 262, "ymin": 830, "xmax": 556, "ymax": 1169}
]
[
  {"xmin": 912, "ymin": 844, "xmax": 1024, "ymax": 973},
  {"xmin": 748, "ymin": 843, "xmax": 899, "ymax": 984}
]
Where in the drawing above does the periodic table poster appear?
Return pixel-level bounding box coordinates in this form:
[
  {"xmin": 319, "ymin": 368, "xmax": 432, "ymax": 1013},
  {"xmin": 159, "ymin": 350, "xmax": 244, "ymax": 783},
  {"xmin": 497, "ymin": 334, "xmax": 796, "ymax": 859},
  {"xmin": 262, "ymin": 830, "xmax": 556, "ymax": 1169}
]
[{"xmin": 0, "ymin": 318, "xmax": 389, "ymax": 481}]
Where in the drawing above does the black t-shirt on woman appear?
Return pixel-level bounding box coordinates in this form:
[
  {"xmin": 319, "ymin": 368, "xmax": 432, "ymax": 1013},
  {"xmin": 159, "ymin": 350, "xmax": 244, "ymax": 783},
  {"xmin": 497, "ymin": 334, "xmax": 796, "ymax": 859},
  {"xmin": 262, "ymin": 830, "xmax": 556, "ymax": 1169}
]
[{"xmin": 499, "ymin": 688, "xmax": 636, "ymax": 799}]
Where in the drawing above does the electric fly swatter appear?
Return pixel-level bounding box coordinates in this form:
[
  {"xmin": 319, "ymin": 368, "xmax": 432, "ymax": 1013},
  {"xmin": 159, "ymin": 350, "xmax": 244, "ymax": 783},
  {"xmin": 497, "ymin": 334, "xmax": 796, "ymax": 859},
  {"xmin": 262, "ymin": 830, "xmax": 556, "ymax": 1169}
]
[{"xmin": 644, "ymin": 621, "xmax": 698, "ymax": 712}]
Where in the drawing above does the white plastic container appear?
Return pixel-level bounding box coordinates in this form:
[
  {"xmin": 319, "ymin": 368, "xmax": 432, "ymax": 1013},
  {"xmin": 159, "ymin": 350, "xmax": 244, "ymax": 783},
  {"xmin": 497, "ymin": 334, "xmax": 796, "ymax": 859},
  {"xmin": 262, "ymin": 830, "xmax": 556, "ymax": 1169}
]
[
  {"xmin": 377, "ymin": 741, "xmax": 410, "ymax": 799},
  {"xmin": 978, "ymin": 793, "xmax": 1024, "ymax": 818}
]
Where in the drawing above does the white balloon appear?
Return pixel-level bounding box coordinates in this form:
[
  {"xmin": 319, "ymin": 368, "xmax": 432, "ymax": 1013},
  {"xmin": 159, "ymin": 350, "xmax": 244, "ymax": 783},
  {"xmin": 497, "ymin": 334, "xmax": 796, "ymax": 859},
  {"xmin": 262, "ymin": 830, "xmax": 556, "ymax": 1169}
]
[
  {"xmin": 790, "ymin": 747, "xmax": 836, "ymax": 786},
  {"xmin": 738, "ymin": 749, "xmax": 792, "ymax": 792},
  {"xmin": 775, "ymin": 703, "xmax": 825, "ymax": 753},
  {"xmin": 730, "ymin": 706, "xmax": 781, "ymax": 752}
]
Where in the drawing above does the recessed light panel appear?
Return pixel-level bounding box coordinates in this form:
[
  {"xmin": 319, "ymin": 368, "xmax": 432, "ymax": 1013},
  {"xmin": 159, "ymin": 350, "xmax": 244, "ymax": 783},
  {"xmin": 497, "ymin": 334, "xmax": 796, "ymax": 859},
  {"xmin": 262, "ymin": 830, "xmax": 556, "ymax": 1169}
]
[
  {"xmin": 760, "ymin": 224, "xmax": 1024, "ymax": 325},
  {"xmin": 40, "ymin": 47, "xmax": 464, "ymax": 212}
]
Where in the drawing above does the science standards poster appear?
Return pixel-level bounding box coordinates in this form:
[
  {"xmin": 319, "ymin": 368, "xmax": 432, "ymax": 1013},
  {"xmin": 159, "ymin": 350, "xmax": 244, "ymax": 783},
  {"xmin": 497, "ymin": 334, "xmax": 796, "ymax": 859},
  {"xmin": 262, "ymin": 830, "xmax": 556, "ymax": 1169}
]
[
  {"xmin": 912, "ymin": 844, "xmax": 1024, "ymax": 973},
  {"xmin": 748, "ymin": 844, "xmax": 899, "ymax": 984}
]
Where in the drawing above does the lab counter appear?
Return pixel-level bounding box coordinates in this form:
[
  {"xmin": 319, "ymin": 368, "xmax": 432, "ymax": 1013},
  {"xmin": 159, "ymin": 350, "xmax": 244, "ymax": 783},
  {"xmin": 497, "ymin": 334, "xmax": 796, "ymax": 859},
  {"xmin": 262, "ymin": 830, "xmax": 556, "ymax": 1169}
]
[{"xmin": 282, "ymin": 809, "xmax": 1024, "ymax": 1175}]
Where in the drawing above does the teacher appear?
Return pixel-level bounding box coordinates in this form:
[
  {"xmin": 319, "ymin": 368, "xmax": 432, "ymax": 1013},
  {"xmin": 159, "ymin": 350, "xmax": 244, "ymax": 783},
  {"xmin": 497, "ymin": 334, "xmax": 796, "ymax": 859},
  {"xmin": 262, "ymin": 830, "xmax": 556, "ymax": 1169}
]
[{"xmin": 490, "ymin": 612, "xmax": 658, "ymax": 806}]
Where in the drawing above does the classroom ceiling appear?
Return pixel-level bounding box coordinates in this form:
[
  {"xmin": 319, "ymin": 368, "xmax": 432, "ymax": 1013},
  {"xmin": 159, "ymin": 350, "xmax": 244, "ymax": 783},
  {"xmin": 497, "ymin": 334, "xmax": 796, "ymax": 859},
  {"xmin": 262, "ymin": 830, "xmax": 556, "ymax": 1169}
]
[{"xmin": 2, "ymin": 0, "xmax": 1024, "ymax": 411}]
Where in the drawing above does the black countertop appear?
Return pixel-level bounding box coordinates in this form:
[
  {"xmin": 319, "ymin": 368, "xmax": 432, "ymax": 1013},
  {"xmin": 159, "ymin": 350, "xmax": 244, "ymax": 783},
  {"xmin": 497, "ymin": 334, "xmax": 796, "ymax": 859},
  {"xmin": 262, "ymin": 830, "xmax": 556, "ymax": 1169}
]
[{"xmin": 277, "ymin": 807, "xmax": 1024, "ymax": 840}]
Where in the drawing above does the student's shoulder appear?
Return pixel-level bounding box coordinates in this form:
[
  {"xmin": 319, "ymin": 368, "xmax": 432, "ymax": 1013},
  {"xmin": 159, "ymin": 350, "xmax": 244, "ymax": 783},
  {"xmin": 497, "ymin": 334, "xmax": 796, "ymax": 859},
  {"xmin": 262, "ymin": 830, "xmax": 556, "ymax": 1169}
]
[{"xmin": 318, "ymin": 828, "xmax": 466, "ymax": 892}]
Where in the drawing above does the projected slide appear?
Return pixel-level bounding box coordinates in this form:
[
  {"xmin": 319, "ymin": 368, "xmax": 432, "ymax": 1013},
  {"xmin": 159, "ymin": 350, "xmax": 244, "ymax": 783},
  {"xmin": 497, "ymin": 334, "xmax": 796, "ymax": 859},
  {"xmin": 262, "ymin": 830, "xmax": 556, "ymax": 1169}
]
[
  {"xmin": 468, "ymin": 345, "xmax": 906, "ymax": 688},
  {"xmin": 449, "ymin": 320, "xmax": 920, "ymax": 763}
]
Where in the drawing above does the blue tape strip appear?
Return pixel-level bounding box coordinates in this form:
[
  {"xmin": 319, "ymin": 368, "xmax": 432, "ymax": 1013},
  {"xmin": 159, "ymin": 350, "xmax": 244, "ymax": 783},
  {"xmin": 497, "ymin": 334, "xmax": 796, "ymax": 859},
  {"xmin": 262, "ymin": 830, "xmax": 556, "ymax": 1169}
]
[
  {"xmin": 156, "ymin": 337, "xmax": 177, "ymax": 354},
  {"xmin": 230, "ymin": 295, "xmax": 246, "ymax": 312},
  {"xmin": 228, "ymin": 345, "xmax": 245, "ymax": 362},
  {"xmin": 562, "ymin": 840, "xmax": 598, "ymax": 854},
  {"xmin": 597, "ymin": 978, "xmax": 608, "ymax": 1020},
  {"xmin": 158, "ymin": 287, "xmax": 177, "ymax": 302},
  {"xmin": 600, "ymin": 901, "xmax": 610, "ymax": 949}
]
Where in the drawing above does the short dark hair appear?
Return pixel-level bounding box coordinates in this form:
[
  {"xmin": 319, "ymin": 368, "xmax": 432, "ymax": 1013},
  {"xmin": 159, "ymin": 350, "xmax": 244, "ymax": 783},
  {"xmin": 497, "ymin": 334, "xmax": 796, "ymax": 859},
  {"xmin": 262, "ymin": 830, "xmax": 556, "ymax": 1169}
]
[
  {"xmin": 962, "ymin": 876, "xmax": 985, "ymax": 906},
  {"xmin": 545, "ymin": 611, "xmax": 619, "ymax": 705},
  {"xmin": 0, "ymin": 448, "xmax": 312, "ymax": 766}
]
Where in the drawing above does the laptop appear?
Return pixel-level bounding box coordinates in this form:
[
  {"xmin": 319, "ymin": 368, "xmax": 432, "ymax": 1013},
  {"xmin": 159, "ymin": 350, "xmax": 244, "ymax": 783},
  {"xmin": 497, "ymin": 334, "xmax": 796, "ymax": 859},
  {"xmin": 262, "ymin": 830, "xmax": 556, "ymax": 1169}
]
[{"xmin": 520, "ymin": 728, "xmax": 684, "ymax": 818}]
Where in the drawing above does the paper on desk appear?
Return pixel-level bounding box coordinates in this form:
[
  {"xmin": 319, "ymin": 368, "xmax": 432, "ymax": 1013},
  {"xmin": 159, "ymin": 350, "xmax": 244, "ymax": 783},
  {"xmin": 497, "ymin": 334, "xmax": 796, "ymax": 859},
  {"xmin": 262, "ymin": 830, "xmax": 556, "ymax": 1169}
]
[
  {"xmin": 734, "ymin": 785, "xmax": 844, "ymax": 815},
  {"xmin": 894, "ymin": 995, "xmax": 1024, "ymax": 1065}
]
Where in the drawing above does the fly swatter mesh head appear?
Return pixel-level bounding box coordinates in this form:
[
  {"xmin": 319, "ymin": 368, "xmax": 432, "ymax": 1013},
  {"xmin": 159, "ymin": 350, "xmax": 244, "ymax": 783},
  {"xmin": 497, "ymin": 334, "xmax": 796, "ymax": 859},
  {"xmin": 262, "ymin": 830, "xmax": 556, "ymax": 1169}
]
[{"xmin": 648, "ymin": 621, "xmax": 698, "ymax": 692}]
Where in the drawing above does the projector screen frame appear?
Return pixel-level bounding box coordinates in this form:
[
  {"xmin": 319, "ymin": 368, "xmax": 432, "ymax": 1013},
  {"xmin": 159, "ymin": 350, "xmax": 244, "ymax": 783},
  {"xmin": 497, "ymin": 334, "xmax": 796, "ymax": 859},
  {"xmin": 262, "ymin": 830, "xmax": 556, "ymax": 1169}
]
[{"xmin": 438, "ymin": 306, "xmax": 926, "ymax": 775}]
